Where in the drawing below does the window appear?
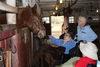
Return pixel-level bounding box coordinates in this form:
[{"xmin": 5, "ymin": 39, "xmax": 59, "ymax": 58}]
[
  {"xmin": 51, "ymin": 16, "xmax": 64, "ymax": 38},
  {"xmin": 42, "ymin": 17, "xmax": 50, "ymax": 24},
  {"xmin": 93, "ymin": 17, "xmax": 99, "ymax": 21},
  {"xmin": 69, "ymin": 16, "xmax": 74, "ymax": 23}
]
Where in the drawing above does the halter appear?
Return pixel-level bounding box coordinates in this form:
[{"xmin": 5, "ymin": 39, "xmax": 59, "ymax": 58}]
[{"xmin": 27, "ymin": 6, "xmax": 40, "ymax": 32}]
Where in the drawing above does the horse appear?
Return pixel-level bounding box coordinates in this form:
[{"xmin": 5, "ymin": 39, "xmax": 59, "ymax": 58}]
[
  {"xmin": 16, "ymin": 5, "xmax": 46, "ymax": 38},
  {"xmin": 32, "ymin": 45, "xmax": 65, "ymax": 67},
  {"xmin": 16, "ymin": 5, "xmax": 46, "ymax": 53}
]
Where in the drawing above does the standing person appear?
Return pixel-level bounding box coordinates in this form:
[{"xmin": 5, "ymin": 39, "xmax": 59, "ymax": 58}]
[
  {"xmin": 75, "ymin": 42, "xmax": 98, "ymax": 67},
  {"xmin": 49, "ymin": 32, "xmax": 75, "ymax": 63},
  {"xmin": 60, "ymin": 17, "xmax": 68, "ymax": 39},
  {"xmin": 74, "ymin": 16, "xmax": 97, "ymax": 42},
  {"xmin": 62, "ymin": 17, "xmax": 68, "ymax": 34}
]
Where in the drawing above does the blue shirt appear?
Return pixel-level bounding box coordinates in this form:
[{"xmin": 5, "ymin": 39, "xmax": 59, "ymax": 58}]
[
  {"xmin": 75, "ymin": 25, "xmax": 97, "ymax": 42},
  {"xmin": 50, "ymin": 37, "xmax": 75, "ymax": 54}
]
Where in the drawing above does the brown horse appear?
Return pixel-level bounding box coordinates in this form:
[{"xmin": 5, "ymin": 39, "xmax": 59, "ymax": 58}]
[
  {"xmin": 16, "ymin": 5, "xmax": 46, "ymax": 38},
  {"xmin": 32, "ymin": 45, "xmax": 65, "ymax": 67}
]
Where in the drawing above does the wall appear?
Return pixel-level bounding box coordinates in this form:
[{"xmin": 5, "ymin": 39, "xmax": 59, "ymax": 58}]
[
  {"xmin": 0, "ymin": 14, "xmax": 7, "ymax": 24},
  {"xmin": 6, "ymin": 0, "xmax": 16, "ymax": 24}
]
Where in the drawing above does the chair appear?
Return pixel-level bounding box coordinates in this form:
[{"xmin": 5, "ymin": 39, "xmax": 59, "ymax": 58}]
[{"xmin": 87, "ymin": 64, "xmax": 96, "ymax": 67}]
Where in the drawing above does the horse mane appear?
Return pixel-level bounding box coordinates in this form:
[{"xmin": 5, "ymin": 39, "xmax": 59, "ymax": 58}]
[
  {"xmin": 17, "ymin": 7, "xmax": 33, "ymax": 27},
  {"xmin": 31, "ymin": 4, "xmax": 40, "ymax": 17}
]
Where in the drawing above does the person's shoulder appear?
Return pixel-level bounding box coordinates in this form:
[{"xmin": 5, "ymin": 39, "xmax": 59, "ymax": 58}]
[
  {"xmin": 83, "ymin": 25, "xmax": 91, "ymax": 30},
  {"xmin": 77, "ymin": 25, "xmax": 80, "ymax": 27},
  {"xmin": 59, "ymin": 39, "xmax": 63, "ymax": 40},
  {"xmin": 70, "ymin": 40, "xmax": 75, "ymax": 43},
  {"xmin": 84, "ymin": 25, "xmax": 90, "ymax": 28},
  {"xmin": 58, "ymin": 39, "xmax": 64, "ymax": 42}
]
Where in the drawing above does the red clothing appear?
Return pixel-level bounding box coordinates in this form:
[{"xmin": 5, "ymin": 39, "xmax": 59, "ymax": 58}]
[{"xmin": 75, "ymin": 57, "xmax": 96, "ymax": 67}]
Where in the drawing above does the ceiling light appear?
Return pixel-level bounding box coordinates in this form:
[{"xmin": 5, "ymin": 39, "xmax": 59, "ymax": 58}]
[
  {"xmin": 59, "ymin": 0, "xmax": 63, "ymax": 4},
  {"xmin": 96, "ymin": 9, "xmax": 99, "ymax": 13},
  {"xmin": 55, "ymin": 6, "xmax": 58, "ymax": 10},
  {"xmin": 53, "ymin": 12, "xmax": 55, "ymax": 15}
]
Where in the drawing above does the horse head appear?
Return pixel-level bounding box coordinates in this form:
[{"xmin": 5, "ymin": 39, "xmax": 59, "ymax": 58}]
[{"xmin": 17, "ymin": 6, "xmax": 46, "ymax": 38}]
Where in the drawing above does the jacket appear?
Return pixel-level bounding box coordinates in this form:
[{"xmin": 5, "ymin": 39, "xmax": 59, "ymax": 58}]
[
  {"xmin": 75, "ymin": 25, "xmax": 97, "ymax": 42},
  {"xmin": 50, "ymin": 37, "xmax": 75, "ymax": 54},
  {"xmin": 75, "ymin": 57, "xmax": 97, "ymax": 67}
]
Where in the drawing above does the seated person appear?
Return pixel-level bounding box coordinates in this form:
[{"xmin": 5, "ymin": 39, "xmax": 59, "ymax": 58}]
[
  {"xmin": 49, "ymin": 32, "xmax": 75, "ymax": 63},
  {"xmin": 75, "ymin": 42, "xmax": 98, "ymax": 67}
]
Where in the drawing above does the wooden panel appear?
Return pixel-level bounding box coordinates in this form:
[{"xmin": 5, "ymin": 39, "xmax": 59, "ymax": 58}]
[
  {"xmin": 0, "ymin": 30, "xmax": 15, "ymax": 40},
  {"xmin": 0, "ymin": 14, "xmax": 7, "ymax": 24},
  {"xmin": 12, "ymin": 27, "xmax": 32, "ymax": 67},
  {"xmin": 0, "ymin": 26, "xmax": 33, "ymax": 67}
]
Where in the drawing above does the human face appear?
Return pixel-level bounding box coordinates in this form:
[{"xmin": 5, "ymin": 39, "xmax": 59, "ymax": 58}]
[
  {"xmin": 78, "ymin": 17, "xmax": 87, "ymax": 27},
  {"xmin": 64, "ymin": 33, "xmax": 72, "ymax": 42}
]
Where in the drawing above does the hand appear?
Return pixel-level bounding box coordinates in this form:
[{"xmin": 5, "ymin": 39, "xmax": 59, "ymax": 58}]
[
  {"xmin": 83, "ymin": 40, "xmax": 87, "ymax": 44},
  {"xmin": 48, "ymin": 35, "xmax": 53, "ymax": 38},
  {"xmin": 51, "ymin": 44, "xmax": 58, "ymax": 48}
]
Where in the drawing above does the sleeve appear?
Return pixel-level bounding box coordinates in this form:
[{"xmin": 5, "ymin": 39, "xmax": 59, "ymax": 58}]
[
  {"xmin": 70, "ymin": 40, "xmax": 75, "ymax": 48},
  {"xmin": 49, "ymin": 36, "xmax": 62, "ymax": 45},
  {"xmin": 85, "ymin": 26, "xmax": 98, "ymax": 42},
  {"xmin": 68, "ymin": 40, "xmax": 75, "ymax": 49}
]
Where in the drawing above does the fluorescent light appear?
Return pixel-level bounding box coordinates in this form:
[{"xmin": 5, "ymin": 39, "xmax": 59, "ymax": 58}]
[
  {"xmin": 53, "ymin": 12, "xmax": 55, "ymax": 15},
  {"xmin": 96, "ymin": 9, "xmax": 99, "ymax": 13},
  {"xmin": 55, "ymin": 6, "xmax": 58, "ymax": 10}
]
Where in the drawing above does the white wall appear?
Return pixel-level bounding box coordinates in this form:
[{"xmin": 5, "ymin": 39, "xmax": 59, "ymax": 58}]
[{"xmin": 6, "ymin": 0, "xmax": 16, "ymax": 24}]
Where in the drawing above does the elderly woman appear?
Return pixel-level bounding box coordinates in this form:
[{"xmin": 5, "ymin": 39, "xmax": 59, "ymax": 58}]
[{"xmin": 75, "ymin": 16, "xmax": 97, "ymax": 42}]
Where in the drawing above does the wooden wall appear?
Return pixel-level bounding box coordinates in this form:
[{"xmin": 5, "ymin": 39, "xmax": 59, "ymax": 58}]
[{"xmin": 0, "ymin": 14, "xmax": 7, "ymax": 24}]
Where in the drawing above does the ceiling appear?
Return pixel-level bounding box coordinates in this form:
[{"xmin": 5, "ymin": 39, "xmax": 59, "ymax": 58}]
[
  {"xmin": 37, "ymin": 0, "xmax": 100, "ymax": 15},
  {"xmin": 0, "ymin": 0, "xmax": 99, "ymax": 11},
  {"xmin": 0, "ymin": 0, "xmax": 99, "ymax": 16}
]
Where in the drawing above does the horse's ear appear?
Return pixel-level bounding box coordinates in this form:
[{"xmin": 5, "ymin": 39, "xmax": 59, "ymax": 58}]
[
  {"xmin": 31, "ymin": 4, "xmax": 39, "ymax": 17},
  {"xmin": 27, "ymin": 5, "xmax": 31, "ymax": 8},
  {"xmin": 32, "ymin": 4, "xmax": 37, "ymax": 9}
]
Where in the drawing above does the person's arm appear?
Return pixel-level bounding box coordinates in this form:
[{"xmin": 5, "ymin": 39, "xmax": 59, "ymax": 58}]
[
  {"xmin": 67, "ymin": 40, "xmax": 75, "ymax": 54},
  {"xmin": 49, "ymin": 36, "xmax": 62, "ymax": 45},
  {"xmin": 51, "ymin": 44, "xmax": 59, "ymax": 48},
  {"xmin": 85, "ymin": 26, "xmax": 97, "ymax": 42},
  {"xmin": 70, "ymin": 40, "xmax": 75, "ymax": 48}
]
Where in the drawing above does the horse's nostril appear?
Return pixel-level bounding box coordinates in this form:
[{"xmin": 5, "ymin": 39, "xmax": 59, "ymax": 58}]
[{"xmin": 38, "ymin": 30, "xmax": 46, "ymax": 38}]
